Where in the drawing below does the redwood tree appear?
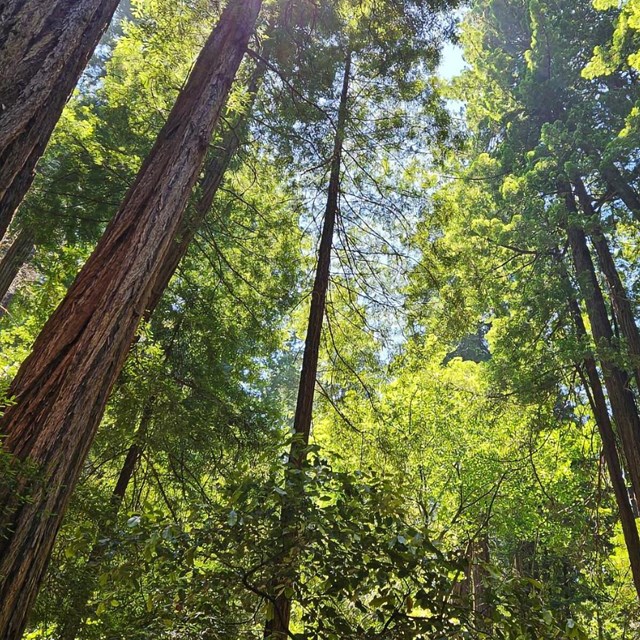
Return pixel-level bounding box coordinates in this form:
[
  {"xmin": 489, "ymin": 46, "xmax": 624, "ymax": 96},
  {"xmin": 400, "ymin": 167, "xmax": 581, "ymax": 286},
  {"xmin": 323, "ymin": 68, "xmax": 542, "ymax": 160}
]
[
  {"xmin": 562, "ymin": 271, "xmax": 640, "ymax": 599},
  {"xmin": 0, "ymin": 0, "xmax": 124, "ymax": 241},
  {"xmin": 0, "ymin": 0, "xmax": 261, "ymax": 636}
]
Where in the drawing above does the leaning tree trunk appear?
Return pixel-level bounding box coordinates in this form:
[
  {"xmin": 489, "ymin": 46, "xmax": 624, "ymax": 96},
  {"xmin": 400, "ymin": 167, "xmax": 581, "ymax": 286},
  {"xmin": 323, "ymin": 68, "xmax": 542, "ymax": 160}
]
[
  {"xmin": 601, "ymin": 163, "xmax": 640, "ymax": 222},
  {"xmin": 0, "ymin": 2, "xmax": 261, "ymax": 637},
  {"xmin": 0, "ymin": 0, "xmax": 122, "ymax": 241},
  {"xmin": 146, "ymin": 58, "xmax": 266, "ymax": 317},
  {"xmin": 58, "ymin": 401, "xmax": 153, "ymax": 640},
  {"xmin": 562, "ymin": 185, "xmax": 640, "ymax": 506},
  {"xmin": 0, "ymin": 227, "xmax": 34, "ymax": 318},
  {"xmin": 264, "ymin": 52, "xmax": 351, "ymax": 640},
  {"xmin": 59, "ymin": 67, "xmax": 267, "ymax": 631},
  {"xmin": 565, "ymin": 287, "xmax": 640, "ymax": 600},
  {"xmin": 573, "ymin": 178, "xmax": 640, "ymax": 394}
]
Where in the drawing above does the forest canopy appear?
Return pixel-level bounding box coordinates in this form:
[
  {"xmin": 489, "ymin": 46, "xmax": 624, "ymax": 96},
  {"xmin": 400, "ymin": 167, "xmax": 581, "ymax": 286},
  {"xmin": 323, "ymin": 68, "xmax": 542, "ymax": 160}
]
[{"xmin": 2, "ymin": 0, "xmax": 640, "ymax": 638}]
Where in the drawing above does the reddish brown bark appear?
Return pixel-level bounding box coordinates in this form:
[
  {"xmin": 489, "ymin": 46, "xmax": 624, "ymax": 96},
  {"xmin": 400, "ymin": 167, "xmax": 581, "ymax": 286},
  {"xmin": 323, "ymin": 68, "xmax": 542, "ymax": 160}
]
[
  {"xmin": 0, "ymin": 0, "xmax": 122, "ymax": 240},
  {"xmin": 0, "ymin": 2, "xmax": 261, "ymax": 637},
  {"xmin": 471, "ymin": 536, "xmax": 492, "ymax": 625},
  {"xmin": 563, "ymin": 186, "xmax": 640, "ymax": 507},
  {"xmin": 264, "ymin": 52, "xmax": 351, "ymax": 640}
]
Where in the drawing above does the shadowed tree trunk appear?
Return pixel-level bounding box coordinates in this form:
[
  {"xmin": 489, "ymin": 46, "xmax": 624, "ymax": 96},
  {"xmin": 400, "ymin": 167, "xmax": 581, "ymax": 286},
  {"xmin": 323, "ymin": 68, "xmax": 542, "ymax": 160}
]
[
  {"xmin": 0, "ymin": 228, "xmax": 34, "ymax": 318},
  {"xmin": 573, "ymin": 178, "xmax": 640, "ymax": 394},
  {"xmin": 601, "ymin": 163, "xmax": 640, "ymax": 221},
  {"xmin": 0, "ymin": 0, "xmax": 122, "ymax": 241},
  {"xmin": 562, "ymin": 185, "xmax": 640, "ymax": 507},
  {"xmin": 264, "ymin": 51, "xmax": 351, "ymax": 640},
  {"xmin": 57, "ymin": 401, "xmax": 153, "ymax": 640},
  {"xmin": 0, "ymin": 2, "xmax": 261, "ymax": 636},
  {"xmin": 568, "ymin": 291, "xmax": 640, "ymax": 601},
  {"xmin": 471, "ymin": 535, "xmax": 492, "ymax": 627},
  {"xmin": 453, "ymin": 535, "xmax": 492, "ymax": 628}
]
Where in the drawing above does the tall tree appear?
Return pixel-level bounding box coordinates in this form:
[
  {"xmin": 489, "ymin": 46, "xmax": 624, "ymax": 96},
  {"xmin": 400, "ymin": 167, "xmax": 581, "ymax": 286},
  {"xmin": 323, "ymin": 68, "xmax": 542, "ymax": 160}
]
[
  {"xmin": 56, "ymin": 398, "xmax": 153, "ymax": 640},
  {"xmin": 567, "ymin": 286, "xmax": 640, "ymax": 598},
  {"xmin": 264, "ymin": 49, "xmax": 351, "ymax": 640},
  {"xmin": 0, "ymin": 0, "xmax": 123, "ymax": 241},
  {"xmin": 0, "ymin": 0, "xmax": 261, "ymax": 636},
  {"xmin": 562, "ymin": 185, "xmax": 640, "ymax": 506},
  {"xmin": 409, "ymin": 0, "xmax": 640, "ymax": 609},
  {"xmin": 0, "ymin": 229, "xmax": 34, "ymax": 317},
  {"xmin": 25, "ymin": 144, "xmax": 303, "ymax": 636}
]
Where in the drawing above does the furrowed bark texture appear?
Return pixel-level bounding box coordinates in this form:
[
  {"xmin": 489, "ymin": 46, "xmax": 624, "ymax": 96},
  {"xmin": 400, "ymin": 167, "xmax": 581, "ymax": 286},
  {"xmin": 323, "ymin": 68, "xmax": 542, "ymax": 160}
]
[
  {"xmin": 471, "ymin": 536, "xmax": 492, "ymax": 624},
  {"xmin": 0, "ymin": 0, "xmax": 121, "ymax": 240},
  {"xmin": 563, "ymin": 187, "xmax": 640, "ymax": 506},
  {"xmin": 0, "ymin": 228, "xmax": 34, "ymax": 317},
  {"xmin": 568, "ymin": 293, "xmax": 640, "ymax": 601},
  {"xmin": 0, "ymin": 2, "xmax": 261, "ymax": 636},
  {"xmin": 264, "ymin": 52, "xmax": 351, "ymax": 640}
]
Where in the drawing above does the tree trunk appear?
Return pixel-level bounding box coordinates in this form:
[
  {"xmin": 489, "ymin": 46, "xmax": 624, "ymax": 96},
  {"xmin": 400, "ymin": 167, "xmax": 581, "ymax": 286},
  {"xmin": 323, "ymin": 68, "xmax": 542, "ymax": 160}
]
[
  {"xmin": 566, "ymin": 292, "xmax": 640, "ymax": 601},
  {"xmin": 57, "ymin": 401, "xmax": 153, "ymax": 640},
  {"xmin": 0, "ymin": 2, "xmax": 261, "ymax": 637},
  {"xmin": 264, "ymin": 52, "xmax": 351, "ymax": 640},
  {"xmin": 0, "ymin": 0, "xmax": 122, "ymax": 241},
  {"xmin": 573, "ymin": 178, "xmax": 640, "ymax": 393},
  {"xmin": 601, "ymin": 163, "xmax": 640, "ymax": 222},
  {"xmin": 0, "ymin": 227, "xmax": 34, "ymax": 318},
  {"xmin": 563, "ymin": 185, "xmax": 640, "ymax": 506},
  {"xmin": 146, "ymin": 59, "xmax": 266, "ymax": 317},
  {"xmin": 451, "ymin": 540, "xmax": 472, "ymax": 601},
  {"xmin": 471, "ymin": 535, "xmax": 492, "ymax": 626}
]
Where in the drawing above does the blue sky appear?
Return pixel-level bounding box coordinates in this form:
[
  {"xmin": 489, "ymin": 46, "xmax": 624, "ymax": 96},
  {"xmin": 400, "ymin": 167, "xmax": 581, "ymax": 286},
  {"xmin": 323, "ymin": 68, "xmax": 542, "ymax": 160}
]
[{"xmin": 438, "ymin": 42, "xmax": 467, "ymax": 80}]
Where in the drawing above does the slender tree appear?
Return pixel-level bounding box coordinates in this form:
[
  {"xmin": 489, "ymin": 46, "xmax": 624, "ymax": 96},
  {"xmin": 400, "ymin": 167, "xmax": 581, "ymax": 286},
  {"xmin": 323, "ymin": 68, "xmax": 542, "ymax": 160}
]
[
  {"xmin": 567, "ymin": 291, "xmax": 640, "ymax": 600},
  {"xmin": 562, "ymin": 185, "xmax": 640, "ymax": 504},
  {"xmin": 573, "ymin": 178, "xmax": 640, "ymax": 392},
  {"xmin": 0, "ymin": 1, "xmax": 261, "ymax": 636},
  {"xmin": 264, "ymin": 51, "xmax": 351, "ymax": 640},
  {"xmin": 0, "ymin": 228, "xmax": 34, "ymax": 317},
  {"xmin": 57, "ymin": 399, "xmax": 153, "ymax": 640},
  {"xmin": 0, "ymin": 0, "xmax": 123, "ymax": 241}
]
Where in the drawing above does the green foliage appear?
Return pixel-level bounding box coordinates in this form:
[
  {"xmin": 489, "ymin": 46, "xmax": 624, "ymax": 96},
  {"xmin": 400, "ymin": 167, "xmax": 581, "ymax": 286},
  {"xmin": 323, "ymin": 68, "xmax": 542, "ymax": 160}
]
[{"xmin": 4, "ymin": 0, "xmax": 640, "ymax": 638}]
